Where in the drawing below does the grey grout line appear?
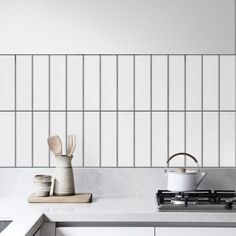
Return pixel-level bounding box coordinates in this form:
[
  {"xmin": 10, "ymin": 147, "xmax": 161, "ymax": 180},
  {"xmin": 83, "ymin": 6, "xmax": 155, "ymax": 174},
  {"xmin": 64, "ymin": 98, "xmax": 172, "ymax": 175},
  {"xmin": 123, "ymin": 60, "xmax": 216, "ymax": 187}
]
[
  {"xmin": 65, "ymin": 55, "xmax": 68, "ymax": 155},
  {"xmin": 184, "ymin": 55, "xmax": 187, "ymax": 167},
  {"xmin": 133, "ymin": 55, "xmax": 136, "ymax": 167},
  {"xmin": 14, "ymin": 55, "xmax": 17, "ymax": 167},
  {"xmin": 167, "ymin": 55, "xmax": 170, "ymax": 166},
  {"xmin": 99, "ymin": 55, "xmax": 102, "ymax": 167},
  {"xmin": 2, "ymin": 109, "xmax": 236, "ymax": 112},
  {"xmin": 48, "ymin": 55, "xmax": 51, "ymax": 167},
  {"xmin": 2, "ymin": 166, "xmax": 236, "ymax": 169},
  {"xmin": 218, "ymin": 55, "xmax": 221, "ymax": 167},
  {"xmin": 150, "ymin": 55, "xmax": 152, "ymax": 167},
  {"xmin": 31, "ymin": 55, "xmax": 34, "ymax": 167},
  {"xmin": 0, "ymin": 53, "xmax": 235, "ymax": 56},
  {"xmin": 116, "ymin": 55, "xmax": 119, "ymax": 167},
  {"xmin": 82, "ymin": 55, "xmax": 85, "ymax": 167},
  {"xmin": 201, "ymin": 55, "xmax": 204, "ymax": 168},
  {"xmin": 235, "ymin": 55, "xmax": 236, "ymax": 168}
]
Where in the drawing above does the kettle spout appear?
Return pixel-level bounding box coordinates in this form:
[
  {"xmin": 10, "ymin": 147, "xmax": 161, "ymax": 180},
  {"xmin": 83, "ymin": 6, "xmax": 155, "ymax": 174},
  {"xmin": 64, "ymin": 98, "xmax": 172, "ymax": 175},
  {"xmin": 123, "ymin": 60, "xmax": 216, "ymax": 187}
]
[{"xmin": 196, "ymin": 172, "xmax": 207, "ymax": 187}]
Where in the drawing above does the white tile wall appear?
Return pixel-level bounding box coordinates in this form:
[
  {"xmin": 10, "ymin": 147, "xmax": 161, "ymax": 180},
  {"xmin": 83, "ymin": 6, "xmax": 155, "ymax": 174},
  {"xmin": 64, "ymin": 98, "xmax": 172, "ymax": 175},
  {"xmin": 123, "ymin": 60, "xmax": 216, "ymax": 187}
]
[
  {"xmin": 0, "ymin": 112, "xmax": 14, "ymax": 166},
  {"xmin": 169, "ymin": 56, "xmax": 185, "ymax": 110},
  {"xmin": 220, "ymin": 112, "xmax": 235, "ymax": 167},
  {"xmin": 118, "ymin": 56, "xmax": 134, "ymax": 110},
  {"xmin": 152, "ymin": 56, "xmax": 167, "ymax": 110},
  {"xmin": 84, "ymin": 112, "xmax": 100, "ymax": 167},
  {"xmin": 186, "ymin": 56, "xmax": 201, "ymax": 110},
  {"xmin": 203, "ymin": 56, "xmax": 219, "ymax": 110},
  {"xmin": 16, "ymin": 112, "xmax": 32, "ymax": 166},
  {"xmin": 152, "ymin": 112, "xmax": 167, "ymax": 167},
  {"xmin": 50, "ymin": 56, "xmax": 66, "ymax": 110},
  {"xmin": 203, "ymin": 112, "xmax": 219, "ymax": 167},
  {"xmin": 84, "ymin": 56, "xmax": 100, "ymax": 110},
  {"xmin": 0, "ymin": 56, "xmax": 15, "ymax": 110},
  {"xmin": 118, "ymin": 112, "xmax": 134, "ymax": 167},
  {"xmin": 0, "ymin": 54, "xmax": 235, "ymax": 168},
  {"xmin": 33, "ymin": 56, "xmax": 49, "ymax": 110},
  {"xmin": 33, "ymin": 112, "xmax": 49, "ymax": 167},
  {"xmin": 16, "ymin": 56, "xmax": 32, "ymax": 110},
  {"xmin": 101, "ymin": 56, "xmax": 117, "ymax": 110},
  {"xmin": 135, "ymin": 112, "xmax": 151, "ymax": 166},
  {"xmin": 67, "ymin": 56, "xmax": 83, "ymax": 110},
  {"xmin": 220, "ymin": 56, "xmax": 235, "ymax": 110},
  {"xmin": 101, "ymin": 112, "xmax": 117, "ymax": 167}
]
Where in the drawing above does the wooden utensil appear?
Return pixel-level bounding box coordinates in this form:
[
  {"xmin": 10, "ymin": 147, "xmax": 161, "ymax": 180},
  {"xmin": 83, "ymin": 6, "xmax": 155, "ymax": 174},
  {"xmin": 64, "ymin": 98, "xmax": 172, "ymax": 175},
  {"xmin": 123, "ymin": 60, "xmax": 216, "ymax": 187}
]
[
  {"xmin": 48, "ymin": 135, "xmax": 62, "ymax": 156},
  {"xmin": 67, "ymin": 134, "xmax": 76, "ymax": 156}
]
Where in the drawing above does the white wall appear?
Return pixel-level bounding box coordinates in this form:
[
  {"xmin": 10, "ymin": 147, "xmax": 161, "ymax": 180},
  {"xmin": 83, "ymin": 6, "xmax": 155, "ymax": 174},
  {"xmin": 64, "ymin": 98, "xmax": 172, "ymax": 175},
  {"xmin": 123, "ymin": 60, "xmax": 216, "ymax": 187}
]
[{"xmin": 0, "ymin": 0, "xmax": 234, "ymax": 54}]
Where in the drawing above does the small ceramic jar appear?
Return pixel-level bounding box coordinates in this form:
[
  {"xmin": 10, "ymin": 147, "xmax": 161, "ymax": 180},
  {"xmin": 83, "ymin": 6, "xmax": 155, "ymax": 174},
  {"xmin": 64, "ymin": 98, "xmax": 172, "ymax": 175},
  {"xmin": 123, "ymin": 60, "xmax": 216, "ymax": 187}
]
[{"xmin": 34, "ymin": 175, "xmax": 52, "ymax": 197}]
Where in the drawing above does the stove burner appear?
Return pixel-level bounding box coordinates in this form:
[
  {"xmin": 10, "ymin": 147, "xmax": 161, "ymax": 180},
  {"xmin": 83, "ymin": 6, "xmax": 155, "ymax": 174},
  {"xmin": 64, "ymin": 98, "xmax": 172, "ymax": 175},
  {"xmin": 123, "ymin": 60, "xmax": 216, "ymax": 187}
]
[
  {"xmin": 156, "ymin": 190, "xmax": 236, "ymax": 211},
  {"xmin": 171, "ymin": 193, "xmax": 198, "ymax": 206}
]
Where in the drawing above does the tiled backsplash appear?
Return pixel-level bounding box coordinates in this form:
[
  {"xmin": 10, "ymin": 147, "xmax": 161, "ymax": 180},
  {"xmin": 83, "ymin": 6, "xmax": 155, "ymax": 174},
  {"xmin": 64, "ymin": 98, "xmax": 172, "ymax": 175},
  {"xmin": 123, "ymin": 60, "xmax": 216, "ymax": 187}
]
[{"xmin": 0, "ymin": 54, "xmax": 235, "ymax": 168}]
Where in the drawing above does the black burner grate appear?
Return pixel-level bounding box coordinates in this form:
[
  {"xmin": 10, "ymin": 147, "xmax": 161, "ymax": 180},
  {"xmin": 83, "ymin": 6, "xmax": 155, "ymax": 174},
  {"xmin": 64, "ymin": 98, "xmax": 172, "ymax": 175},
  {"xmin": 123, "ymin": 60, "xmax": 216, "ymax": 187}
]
[{"xmin": 156, "ymin": 190, "xmax": 236, "ymax": 206}]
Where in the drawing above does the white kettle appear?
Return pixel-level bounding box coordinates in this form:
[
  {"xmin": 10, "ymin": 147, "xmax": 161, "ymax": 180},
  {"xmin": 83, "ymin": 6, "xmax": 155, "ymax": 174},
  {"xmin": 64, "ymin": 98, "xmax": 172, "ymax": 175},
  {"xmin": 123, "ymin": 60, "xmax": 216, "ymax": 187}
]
[{"xmin": 165, "ymin": 153, "xmax": 207, "ymax": 192}]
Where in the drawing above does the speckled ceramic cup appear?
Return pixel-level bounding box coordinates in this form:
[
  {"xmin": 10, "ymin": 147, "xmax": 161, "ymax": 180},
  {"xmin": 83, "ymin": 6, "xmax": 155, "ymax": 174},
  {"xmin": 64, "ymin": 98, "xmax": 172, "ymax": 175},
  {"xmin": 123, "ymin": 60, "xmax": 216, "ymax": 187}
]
[{"xmin": 34, "ymin": 175, "xmax": 52, "ymax": 197}]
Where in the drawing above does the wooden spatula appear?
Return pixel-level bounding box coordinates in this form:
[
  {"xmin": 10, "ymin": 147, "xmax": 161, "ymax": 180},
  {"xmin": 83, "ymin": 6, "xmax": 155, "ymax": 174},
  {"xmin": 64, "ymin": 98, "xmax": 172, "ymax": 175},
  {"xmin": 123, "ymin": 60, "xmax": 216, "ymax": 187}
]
[{"xmin": 48, "ymin": 135, "xmax": 62, "ymax": 156}]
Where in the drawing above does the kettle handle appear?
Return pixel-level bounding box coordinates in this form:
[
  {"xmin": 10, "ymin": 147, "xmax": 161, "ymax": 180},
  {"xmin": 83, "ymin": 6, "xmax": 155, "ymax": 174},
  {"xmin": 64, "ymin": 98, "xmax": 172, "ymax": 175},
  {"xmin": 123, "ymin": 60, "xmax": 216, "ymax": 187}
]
[{"xmin": 165, "ymin": 152, "xmax": 200, "ymax": 172}]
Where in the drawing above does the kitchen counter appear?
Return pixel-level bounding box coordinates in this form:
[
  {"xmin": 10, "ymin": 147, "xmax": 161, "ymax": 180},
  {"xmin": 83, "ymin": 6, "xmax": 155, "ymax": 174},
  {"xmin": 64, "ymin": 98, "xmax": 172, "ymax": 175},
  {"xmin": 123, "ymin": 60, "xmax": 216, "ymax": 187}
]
[{"xmin": 2, "ymin": 196, "xmax": 236, "ymax": 236}]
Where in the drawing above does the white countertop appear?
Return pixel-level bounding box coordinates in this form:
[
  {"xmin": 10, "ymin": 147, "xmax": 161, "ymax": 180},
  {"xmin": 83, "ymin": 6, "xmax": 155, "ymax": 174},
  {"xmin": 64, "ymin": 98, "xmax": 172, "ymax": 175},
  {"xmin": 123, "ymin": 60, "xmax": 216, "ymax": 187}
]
[{"xmin": 2, "ymin": 196, "xmax": 236, "ymax": 236}]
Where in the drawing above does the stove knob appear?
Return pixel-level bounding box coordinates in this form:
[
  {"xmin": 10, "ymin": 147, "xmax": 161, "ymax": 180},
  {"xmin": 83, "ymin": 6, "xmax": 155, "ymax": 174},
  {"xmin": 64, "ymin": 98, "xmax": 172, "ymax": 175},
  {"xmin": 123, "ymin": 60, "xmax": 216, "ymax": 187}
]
[{"xmin": 225, "ymin": 201, "xmax": 233, "ymax": 210}]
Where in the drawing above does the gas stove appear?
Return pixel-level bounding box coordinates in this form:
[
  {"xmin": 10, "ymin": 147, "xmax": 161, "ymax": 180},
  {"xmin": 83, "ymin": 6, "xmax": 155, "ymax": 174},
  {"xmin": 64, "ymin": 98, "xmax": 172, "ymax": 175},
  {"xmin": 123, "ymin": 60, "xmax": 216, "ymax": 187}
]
[{"xmin": 156, "ymin": 190, "xmax": 236, "ymax": 212}]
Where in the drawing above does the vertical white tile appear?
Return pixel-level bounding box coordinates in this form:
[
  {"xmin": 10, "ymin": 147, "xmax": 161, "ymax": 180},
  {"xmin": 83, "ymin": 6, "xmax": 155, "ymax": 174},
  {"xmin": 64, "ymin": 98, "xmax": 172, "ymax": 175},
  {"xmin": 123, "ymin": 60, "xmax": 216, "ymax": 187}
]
[
  {"xmin": 67, "ymin": 56, "xmax": 83, "ymax": 110},
  {"xmin": 169, "ymin": 112, "xmax": 185, "ymax": 167},
  {"xmin": 169, "ymin": 56, "xmax": 184, "ymax": 110},
  {"xmin": 135, "ymin": 56, "xmax": 150, "ymax": 110},
  {"xmin": 135, "ymin": 112, "xmax": 150, "ymax": 167},
  {"xmin": 152, "ymin": 112, "xmax": 167, "ymax": 167},
  {"xmin": 101, "ymin": 56, "xmax": 116, "ymax": 110},
  {"xmin": 118, "ymin": 56, "xmax": 133, "ymax": 110},
  {"xmin": 16, "ymin": 112, "xmax": 32, "ymax": 166},
  {"xmin": 220, "ymin": 56, "xmax": 235, "ymax": 110},
  {"xmin": 50, "ymin": 56, "xmax": 66, "ymax": 110},
  {"xmin": 186, "ymin": 112, "xmax": 202, "ymax": 167},
  {"xmin": 50, "ymin": 112, "xmax": 66, "ymax": 166},
  {"xmin": 33, "ymin": 56, "xmax": 49, "ymax": 110},
  {"xmin": 84, "ymin": 112, "xmax": 99, "ymax": 166},
  {"xmin": 33, "ymin": 112, "xmax": 49, "ymax": 167},
  {"xmin": 118, "ymin": 112, "xmax": 133, "ymax": 166},
  {"xmin": 220, "ymin": 112, "xmax": 235, "ymax": 167},
  {"xmin": 203, "ymin": 112, "xmax": 218, "ymax": 167},
  {"xmin": 67, "ymin": 112, "xmax": 83, "ymax": 167},
  {"xmin": 84, "ymin": 56, "xmax": 99, "ymax": 110},
  {"xmin": 101, "ymin": 112, "xmax": 116, "ymax": 167},
  {"xmin": 186, "ymin": 56, "xmax": 201, "ymax": 110},
  {"xmin": 16, "ymin": 56, "xmax": 32, "ymax": 110},
  {"xmin": 152, "ymin": 56, "xmax": 167, "ymax": 110},
  {"xmin": 0, "ymin": 56, "xmax": 14, "ymax": 110},
  {"xmin": 0, "ymin": 113, "xmax": 14, "ymax": 166},
  {"xmin": 203, "ymin": 56, "xmax": 218, "ymax": 110}
]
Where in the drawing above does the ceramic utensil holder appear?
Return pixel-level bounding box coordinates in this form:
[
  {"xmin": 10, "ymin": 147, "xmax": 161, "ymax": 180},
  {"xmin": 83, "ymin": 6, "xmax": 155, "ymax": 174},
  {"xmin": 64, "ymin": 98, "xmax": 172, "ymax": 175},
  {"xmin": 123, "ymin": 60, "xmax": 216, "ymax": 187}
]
[{"xmin": 54, "ymin": 155, "xmax": 75, "ymax": 196}]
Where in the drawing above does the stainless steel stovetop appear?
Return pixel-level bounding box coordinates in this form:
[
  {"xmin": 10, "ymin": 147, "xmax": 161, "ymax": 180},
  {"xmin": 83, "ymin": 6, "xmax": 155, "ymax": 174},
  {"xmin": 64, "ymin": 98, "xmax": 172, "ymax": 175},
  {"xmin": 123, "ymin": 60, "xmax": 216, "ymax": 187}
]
[{"xmin": 156, "ymin": 190, "xmax": 236, "ymax": 212}]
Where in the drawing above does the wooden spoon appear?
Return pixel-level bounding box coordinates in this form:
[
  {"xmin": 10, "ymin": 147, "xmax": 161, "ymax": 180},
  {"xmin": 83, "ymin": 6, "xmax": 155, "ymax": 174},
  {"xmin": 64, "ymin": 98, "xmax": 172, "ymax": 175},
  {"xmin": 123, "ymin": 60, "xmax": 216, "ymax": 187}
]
[{"xmin": 47, "ymin": 135, "xmax": 62, "ymax": 156}]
